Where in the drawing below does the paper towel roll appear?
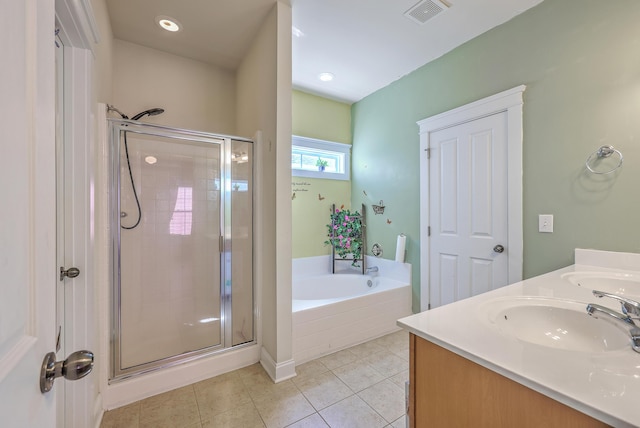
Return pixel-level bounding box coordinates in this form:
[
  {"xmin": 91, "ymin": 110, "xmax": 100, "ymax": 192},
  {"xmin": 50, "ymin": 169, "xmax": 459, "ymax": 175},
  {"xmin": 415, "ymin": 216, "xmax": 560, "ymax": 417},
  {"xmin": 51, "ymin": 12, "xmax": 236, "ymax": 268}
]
[{"xmin": 395, "ymin": 234, "xmax": 406, "ymax": 263}]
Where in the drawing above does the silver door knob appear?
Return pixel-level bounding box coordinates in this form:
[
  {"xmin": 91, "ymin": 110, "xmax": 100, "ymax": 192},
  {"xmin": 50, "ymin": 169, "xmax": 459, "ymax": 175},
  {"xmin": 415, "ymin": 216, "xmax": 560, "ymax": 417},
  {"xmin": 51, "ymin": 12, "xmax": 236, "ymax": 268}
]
[
  {"xmin": 493, "ymin": 244, "xmax": 505, "ymax": 253},
  {"xmin": 40, "ymin": 350, "xmax": 94, "ymax": 393},
  {"xmin": 60, "ymin": 266, "xmax": 80, "ymax": 281}
]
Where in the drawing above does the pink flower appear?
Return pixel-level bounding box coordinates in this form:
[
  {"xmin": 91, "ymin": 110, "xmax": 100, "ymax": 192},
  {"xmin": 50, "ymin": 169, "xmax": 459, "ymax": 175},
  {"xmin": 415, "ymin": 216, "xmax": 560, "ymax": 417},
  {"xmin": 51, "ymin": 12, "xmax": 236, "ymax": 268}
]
[
  {"xmin": 346, "ymin": 242, "xmax": 351, "ymax": 249},
  {"xmin": 345, "ymin": 216, "xmax": 350, "ymax": 221},
  {"xmin": 338, "ymin": 235, "xmax": 344, "ymax": 240},
  {"xmin": 343, "ymin": 222, "xmax": 347, "ymax": 226},
  {"xmin": 333, "ymin": 225, "xmax": 338, "ymax": 229}
]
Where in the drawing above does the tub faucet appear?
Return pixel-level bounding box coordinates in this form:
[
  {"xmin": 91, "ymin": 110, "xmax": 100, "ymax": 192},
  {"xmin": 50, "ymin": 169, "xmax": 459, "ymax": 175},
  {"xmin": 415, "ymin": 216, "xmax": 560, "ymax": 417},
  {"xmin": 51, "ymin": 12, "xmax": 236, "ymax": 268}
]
[
  {"xmin": 586, "ymin": 302, "xmax": 640, "ymax": 353},
  {"xmin": 366, "ymin": 266, "xmax": 379, "ymax": 274}
]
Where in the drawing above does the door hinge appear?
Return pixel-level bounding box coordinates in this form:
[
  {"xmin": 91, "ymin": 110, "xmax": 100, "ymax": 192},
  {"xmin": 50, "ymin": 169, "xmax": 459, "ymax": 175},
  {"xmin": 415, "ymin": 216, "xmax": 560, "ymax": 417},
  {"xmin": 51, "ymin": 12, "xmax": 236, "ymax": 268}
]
[
  {"xmin": 427, "ymin": 226, "xmax": 431, "ymax": 237},
  {"xmin": 219, "ymin": 235, "xmax": 224, "ymax": 253},
  {"xmin": 425, "ymin": 148, "xmax": 431, "ymax": 159},
  {"xmin": 428, "ymin": 303, "xmax": 432, "ymax": 310}
]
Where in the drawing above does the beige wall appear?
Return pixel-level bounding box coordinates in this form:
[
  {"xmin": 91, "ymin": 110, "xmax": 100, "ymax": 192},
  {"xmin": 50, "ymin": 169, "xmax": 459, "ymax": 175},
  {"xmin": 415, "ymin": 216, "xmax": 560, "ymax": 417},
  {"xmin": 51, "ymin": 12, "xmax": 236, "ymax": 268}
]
[
  {"xmin": 112, "ymin": 40, "xmax": 236, "ymax": 134},
  {"xmin": 237, "ymin": 2, "xmax": 293, "ymax": 371},
  {"xmin": 291, "ymin": 91, "xmax": 352, "ymax": 258}
]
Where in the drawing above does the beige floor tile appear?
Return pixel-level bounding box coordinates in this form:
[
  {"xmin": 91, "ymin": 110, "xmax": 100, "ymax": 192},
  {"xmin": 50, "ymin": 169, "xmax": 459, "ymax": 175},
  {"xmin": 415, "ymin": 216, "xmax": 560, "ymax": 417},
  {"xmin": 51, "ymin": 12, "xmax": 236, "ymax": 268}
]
[
  {"xmin": 295, "ymin": 360, "xmax": 329, "ymax": 383},
  {"xmin": 390, "ymin": 347, "xmax": 409, "ymax": 362},
  {"xmin": 319, "ymin": 395, "xmax": 387, "ymax": 428},
  {"xmin": 363, "ymin": 350, "xmax": 408, "ymax": 378},
  {"xmin": 194, "ymin": 371, "xmax": 253, "ymax": 420},
  {"xmin": 252, "ymin": 388, "xmax": 316, "ymax": 428},
  {"xmin": 373, "ymin": 331, "xmax": 409, "ymax": 352},
  {"xmin": 358, "ymin": 379, "xmax": 405, "ymax": 423},
  {"xmin": 234, "ymin": 362, "xmax": 266, "ymax": 379},
  {"xmin": 139, "ymin": 386, "xmax": 200, "ymax": 428},
  {"xmin": 389, "ymin": 415, "xmax": 407, "ymax": 428},
  {"xmin": 317, "ymin": 349, "xmax": 357, "ymax": 370},
  {"xmin": 242, "ymin": 370, "xmax": 301, "ymax": 401},
  {"xmin": 332, "ymin": 361, "xmax": 385, "ymax": 393},
  {"xmin": 101, "ymin": 402, "xmax": 140, "ymax": 428},
  {"xmin": 346, "ymin": 340, "xmax": 386, "ymax": 358},
  {"xmin": 388, "ymin": 370, "xmax": 409, "ymax": 390},
  {"xmin": 294, "ymin": 371, "xmax": 353, "ymax": 411},
  {"xmin": 202, "ymin": 402, "xmax": 265, "ymax": 428},
  {"xmin": 286, "ymin": 412, "xmax": 329, "ymax": 428}
]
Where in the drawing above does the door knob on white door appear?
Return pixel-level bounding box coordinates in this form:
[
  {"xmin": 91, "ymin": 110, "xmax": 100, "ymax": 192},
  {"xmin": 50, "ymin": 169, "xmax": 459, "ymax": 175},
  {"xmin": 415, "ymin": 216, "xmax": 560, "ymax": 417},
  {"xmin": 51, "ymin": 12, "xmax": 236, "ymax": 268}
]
[
  {"xmin": 493, "ymin": 245, "xmax": 505, "ymax": 253},
  {"xmin": 40, "ymin": 350, "xmax": 94, "ymax": 393}
]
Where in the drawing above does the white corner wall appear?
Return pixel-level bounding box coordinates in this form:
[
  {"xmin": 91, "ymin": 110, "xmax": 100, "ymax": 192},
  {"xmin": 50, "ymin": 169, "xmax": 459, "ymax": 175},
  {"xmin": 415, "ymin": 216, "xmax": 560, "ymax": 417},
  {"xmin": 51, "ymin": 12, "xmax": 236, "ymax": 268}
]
[{"xmin": 236, "ymin": 1, "xmax": 294, "ymax": 382}]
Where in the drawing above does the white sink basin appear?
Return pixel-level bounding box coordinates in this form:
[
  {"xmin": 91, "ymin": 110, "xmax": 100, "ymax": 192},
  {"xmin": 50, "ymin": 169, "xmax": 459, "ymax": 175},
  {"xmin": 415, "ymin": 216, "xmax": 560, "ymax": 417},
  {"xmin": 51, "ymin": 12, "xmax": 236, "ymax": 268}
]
[
  {"xmin": 561, "ymin": 272, "xmax": 640, "ymax": 300},
  {"xmin": 482, "ymin": 297, "xmax": 629, "ymax": 353}
]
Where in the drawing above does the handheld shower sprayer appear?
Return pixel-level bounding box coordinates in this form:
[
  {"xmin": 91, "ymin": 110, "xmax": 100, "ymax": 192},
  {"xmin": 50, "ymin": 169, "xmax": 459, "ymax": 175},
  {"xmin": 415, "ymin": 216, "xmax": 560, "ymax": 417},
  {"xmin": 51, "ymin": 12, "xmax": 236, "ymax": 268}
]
[
  {"xmin": 106, "ymin": 105, "xmax": 165, "ymax": 122},
  {"xmin": 131, "ymin": 108, "xmax": 165, "ymax": 121},
  {"xmin": 106, "ymin": 104, "xmax": 165, "ymax": 230}
]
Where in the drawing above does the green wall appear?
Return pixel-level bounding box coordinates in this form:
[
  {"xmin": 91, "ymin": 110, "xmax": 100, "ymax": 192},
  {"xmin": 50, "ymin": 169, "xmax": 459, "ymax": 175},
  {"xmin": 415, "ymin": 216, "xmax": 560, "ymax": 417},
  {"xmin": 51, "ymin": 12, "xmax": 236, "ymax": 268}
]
[
  {"xmin": 352, "ymin": 0, "xmax": 640, "ymax": 312},
  {"xmin": 292, "ymin": 90, "xmax": 352, "ymax": 258}
]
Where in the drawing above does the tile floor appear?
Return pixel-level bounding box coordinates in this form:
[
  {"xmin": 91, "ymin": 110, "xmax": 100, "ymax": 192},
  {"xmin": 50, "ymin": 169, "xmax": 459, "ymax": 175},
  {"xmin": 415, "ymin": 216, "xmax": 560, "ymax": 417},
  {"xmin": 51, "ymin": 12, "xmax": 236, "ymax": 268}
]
[{"xmin": 100, "ymin": 330, "xmax": 409, "ymax": 428}]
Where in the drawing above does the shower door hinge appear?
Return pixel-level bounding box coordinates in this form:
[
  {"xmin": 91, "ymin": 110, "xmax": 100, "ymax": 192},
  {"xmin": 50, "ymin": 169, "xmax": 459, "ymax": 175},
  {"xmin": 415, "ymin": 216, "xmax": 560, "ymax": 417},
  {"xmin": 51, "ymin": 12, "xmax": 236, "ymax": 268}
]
[
  {"xmin": 425, "ymin": 148, "xmax": 431, "ymax": 159},
  {"xmin": 219, "ymin": 235, "xmax": 224, "ymax": 253},
  {"xmin": 427, "ymin": 226, "xmax": 431, "ymax": 237}
]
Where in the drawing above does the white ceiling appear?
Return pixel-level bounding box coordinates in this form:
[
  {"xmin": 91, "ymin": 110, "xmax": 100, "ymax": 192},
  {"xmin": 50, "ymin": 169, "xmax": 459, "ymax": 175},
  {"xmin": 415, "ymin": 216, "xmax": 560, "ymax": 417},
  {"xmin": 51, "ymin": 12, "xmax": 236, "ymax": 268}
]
[{"xmin": 106, "ymin": 0, "xmax": 544, "ymax": 104}]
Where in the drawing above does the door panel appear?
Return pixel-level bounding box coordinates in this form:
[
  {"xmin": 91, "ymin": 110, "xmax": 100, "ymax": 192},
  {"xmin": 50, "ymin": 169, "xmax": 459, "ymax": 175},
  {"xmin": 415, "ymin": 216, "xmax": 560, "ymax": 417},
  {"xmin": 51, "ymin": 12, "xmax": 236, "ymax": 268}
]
[
  {"xmin": 429, "ymin": 112, "xmax": 509, "ymax": 308},
  {"xmin": 0, "ymin": 0, "xmax": 57, "ymax": 426}
]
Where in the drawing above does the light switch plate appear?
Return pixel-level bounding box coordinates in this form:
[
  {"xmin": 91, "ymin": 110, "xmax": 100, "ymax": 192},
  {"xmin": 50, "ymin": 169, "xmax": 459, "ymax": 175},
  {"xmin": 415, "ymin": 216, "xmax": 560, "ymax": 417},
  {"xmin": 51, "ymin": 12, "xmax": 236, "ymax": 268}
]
[{"xmin": 539, "ymin": 214, "xmax": 554, "ymax": 233}]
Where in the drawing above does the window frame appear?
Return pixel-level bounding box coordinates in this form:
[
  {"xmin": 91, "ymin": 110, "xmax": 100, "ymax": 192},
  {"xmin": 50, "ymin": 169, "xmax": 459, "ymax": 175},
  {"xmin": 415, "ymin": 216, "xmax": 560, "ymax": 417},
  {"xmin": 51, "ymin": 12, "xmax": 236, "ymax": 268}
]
[{"xmin": 291, "ymin": 135, "xmax": 351, "ymax": 181}]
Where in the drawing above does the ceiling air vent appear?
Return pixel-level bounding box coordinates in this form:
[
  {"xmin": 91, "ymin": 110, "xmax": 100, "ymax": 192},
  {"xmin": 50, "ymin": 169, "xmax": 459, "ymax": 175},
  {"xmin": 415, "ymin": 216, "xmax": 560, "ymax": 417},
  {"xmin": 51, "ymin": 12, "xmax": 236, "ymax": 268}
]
[{"xmin": 404, "ymin": 0, "xmax": 450, "ymax": 25}]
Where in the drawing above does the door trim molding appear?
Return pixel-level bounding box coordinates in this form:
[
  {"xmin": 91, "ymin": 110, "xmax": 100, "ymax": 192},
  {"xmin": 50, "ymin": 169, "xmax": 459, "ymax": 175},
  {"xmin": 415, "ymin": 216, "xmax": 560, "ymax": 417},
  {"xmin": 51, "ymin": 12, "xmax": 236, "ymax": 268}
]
[{"xmin": 417, "ymin": 85, "xmax": 526, "ymax": 311}]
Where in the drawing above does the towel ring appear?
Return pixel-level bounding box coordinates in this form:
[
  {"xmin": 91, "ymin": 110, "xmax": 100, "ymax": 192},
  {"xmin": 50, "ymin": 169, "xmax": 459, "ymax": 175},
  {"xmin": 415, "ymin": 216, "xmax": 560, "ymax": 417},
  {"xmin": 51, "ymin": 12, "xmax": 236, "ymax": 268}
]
[{"xmin": 585, "ymin": 145, "xmax": 623, "ymax": 175}]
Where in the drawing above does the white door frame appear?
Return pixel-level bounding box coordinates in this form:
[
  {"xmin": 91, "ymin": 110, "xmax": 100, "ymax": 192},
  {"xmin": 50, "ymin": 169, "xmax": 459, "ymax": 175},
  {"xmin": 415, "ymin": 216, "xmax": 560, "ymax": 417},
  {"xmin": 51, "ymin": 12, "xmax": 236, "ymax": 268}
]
[
  {"xmin": 55, "ymin": 0, "xmax": 100, "ymax": 426},
  {"xmin": 418, "ymin": 85, "xmax": 526, "ymax": 312}
]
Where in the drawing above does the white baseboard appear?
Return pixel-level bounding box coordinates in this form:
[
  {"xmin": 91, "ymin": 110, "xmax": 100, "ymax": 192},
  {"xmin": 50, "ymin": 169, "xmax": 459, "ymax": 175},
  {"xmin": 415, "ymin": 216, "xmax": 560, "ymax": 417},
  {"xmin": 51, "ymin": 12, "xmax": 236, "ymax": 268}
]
[{"xmin": 260, "ymin": 347, "xmax": 296, "ymax": 383}]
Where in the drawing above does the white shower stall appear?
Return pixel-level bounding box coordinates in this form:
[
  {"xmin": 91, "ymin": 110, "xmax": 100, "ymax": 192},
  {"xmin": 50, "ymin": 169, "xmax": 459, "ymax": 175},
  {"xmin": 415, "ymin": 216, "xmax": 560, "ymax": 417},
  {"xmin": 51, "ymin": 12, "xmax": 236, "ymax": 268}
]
[{"xmin": 108, "ymin": 119, "xmax": 254, "ymax": 380}]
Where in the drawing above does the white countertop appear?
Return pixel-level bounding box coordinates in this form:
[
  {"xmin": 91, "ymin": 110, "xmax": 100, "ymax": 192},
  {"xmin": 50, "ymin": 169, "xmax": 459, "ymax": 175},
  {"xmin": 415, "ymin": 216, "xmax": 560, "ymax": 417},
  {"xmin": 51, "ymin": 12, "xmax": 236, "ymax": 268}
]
[{"xmin": 398, "ymin": 249, "xmax": 640, "ymax": 427}]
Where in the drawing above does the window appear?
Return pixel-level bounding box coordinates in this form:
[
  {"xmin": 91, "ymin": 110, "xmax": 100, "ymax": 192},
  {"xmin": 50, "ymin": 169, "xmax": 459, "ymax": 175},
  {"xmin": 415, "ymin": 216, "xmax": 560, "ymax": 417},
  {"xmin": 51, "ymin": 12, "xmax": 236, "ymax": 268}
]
[
  {"xmin": 170, "ymin": 186, "xmax": 193, "ymax": 235},
  {"xmin": 291, "ymin": 135, "xmax": 351, "ymax": 180}
]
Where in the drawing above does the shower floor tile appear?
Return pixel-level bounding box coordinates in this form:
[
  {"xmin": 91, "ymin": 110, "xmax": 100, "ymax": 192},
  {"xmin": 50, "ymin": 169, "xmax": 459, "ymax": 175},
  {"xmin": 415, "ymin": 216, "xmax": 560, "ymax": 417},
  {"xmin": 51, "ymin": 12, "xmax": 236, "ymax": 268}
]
[{"xmin": 100, "ymin": 330, "xmax": 409, "ymax": 428}]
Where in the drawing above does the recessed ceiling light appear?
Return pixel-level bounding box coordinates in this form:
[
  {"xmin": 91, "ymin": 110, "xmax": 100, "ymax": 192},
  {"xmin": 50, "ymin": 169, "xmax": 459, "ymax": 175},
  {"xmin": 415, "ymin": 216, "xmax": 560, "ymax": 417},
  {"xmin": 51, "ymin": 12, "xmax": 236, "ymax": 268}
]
[
  {"xmin": 145, "ymin": 156, "xmax": 157, "ymax": 165},
  {"xmin": 156, "ymin": 15, "xmax": 181, "ymax": 32},
  {"xmin": 318, "ymin": 72, "xmax": 334, "ymax": 82}
]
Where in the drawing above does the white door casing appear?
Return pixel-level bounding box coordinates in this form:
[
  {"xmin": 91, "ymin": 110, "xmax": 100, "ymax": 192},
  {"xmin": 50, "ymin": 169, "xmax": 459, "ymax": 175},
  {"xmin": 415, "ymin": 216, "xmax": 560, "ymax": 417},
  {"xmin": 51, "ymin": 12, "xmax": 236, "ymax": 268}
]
[
  {"xmin": 0, "ymin": 0, "xmax": 57, "ymax": 426},
  {"xmin": 55, "ymin": 0, "xmax": 101, "ymax": 426},
  {"xmin": 418, "ymin": 86, "xmax": 525, "ymax": 311}
]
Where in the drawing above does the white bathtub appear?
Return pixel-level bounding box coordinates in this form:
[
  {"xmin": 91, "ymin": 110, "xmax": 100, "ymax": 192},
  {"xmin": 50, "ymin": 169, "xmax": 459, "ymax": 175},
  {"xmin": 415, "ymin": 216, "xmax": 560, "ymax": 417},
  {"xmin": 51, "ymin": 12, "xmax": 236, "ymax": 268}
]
[{"xmin": 292, "ymin": 256, "xmax": 413, "ymax": 364}]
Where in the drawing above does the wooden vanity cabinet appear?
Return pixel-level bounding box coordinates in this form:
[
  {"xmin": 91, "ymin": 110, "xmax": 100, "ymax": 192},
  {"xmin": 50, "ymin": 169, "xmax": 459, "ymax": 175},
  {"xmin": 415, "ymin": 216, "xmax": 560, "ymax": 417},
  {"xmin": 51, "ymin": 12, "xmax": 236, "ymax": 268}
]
[{"xmin": 408, "ymin": 333, "xmax": 610, "ymax": 428}]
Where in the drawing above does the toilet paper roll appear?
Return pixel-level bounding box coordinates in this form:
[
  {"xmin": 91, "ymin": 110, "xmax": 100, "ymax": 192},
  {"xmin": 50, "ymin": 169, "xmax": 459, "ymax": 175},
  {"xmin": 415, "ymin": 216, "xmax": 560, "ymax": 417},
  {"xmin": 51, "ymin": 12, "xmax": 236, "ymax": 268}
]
[{"xmin": 395, "ymin": 234, "xmax": 406, "ymax": 263}]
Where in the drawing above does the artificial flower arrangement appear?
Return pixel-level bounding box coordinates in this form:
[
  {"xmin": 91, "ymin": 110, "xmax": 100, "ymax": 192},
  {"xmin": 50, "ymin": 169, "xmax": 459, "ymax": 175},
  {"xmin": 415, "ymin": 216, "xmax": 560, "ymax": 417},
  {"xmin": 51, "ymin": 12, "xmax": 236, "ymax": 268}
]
[{"xmin": 325, "ymin": 205, "xmax": 363, "ymax": 267}]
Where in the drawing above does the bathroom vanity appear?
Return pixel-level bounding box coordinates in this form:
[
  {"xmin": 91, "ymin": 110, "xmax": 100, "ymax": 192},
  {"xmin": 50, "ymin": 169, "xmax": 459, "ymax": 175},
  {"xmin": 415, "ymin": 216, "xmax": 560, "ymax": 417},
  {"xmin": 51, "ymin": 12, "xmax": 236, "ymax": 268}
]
[{"xmin": 398, "ymin": 249, "xmax": 640, "ymax": 427}]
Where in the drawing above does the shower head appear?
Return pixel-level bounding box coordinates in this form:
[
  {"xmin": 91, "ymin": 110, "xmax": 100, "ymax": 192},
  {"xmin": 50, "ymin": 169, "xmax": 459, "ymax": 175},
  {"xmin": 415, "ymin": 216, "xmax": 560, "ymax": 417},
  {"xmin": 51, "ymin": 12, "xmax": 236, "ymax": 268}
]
[
  {"xmin": 106, "ymin": 104, "xmax": 129, "ymax": 119},
  {"xmin": 131, "ymin": 108, "xmax": 165, "ymax": 121}
]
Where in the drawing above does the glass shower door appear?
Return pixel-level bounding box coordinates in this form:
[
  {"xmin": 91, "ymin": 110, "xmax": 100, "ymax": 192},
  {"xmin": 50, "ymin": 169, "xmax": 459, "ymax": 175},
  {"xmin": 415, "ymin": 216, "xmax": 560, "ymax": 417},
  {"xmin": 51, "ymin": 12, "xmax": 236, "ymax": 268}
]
[{"xmin": 116, "ymin": 128, "xmax": 224, "ymax": 373}]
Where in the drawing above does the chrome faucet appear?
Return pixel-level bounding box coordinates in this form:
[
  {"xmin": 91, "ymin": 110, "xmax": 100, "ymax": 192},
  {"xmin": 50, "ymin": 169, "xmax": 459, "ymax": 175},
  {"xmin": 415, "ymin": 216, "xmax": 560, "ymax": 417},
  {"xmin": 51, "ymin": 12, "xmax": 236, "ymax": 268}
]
[
  {"xmin": 586, "ymin": 290, "xmax": 640, "ymax": 353},
  {"xmin": 365, "ymin": 266, "xmax": 379, "ymax": 274},
  {"xmin": 592, "ymin": 290, "xmax": 640, "ymax": 317}
]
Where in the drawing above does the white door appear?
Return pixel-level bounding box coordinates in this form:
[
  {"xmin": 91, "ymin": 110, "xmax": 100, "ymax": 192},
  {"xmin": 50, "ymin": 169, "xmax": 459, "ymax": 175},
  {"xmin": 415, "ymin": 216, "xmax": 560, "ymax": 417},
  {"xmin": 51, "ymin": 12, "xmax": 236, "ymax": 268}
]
[
  {"xmin": 428, "ymin": 112, "xmax": 509, "ymax": 308},
  {"xmin": 0, "ymin": 0, "xmax": 58, "ymax": 426}
]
